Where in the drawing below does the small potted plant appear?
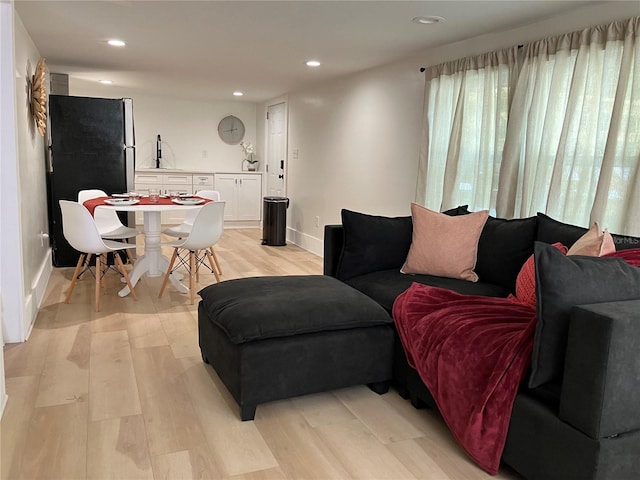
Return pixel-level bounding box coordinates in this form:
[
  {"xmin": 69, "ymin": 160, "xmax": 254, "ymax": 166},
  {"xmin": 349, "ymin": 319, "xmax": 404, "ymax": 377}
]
[{"xmin": 240, "ymin": 141, "xmax": 258, "ymax": 171}]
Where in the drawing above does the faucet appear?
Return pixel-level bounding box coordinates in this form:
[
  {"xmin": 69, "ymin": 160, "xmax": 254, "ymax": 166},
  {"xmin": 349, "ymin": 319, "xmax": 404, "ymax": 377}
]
[{"xmin": 156, "ymin": 134, "xmax": 162, "ymax": 169}]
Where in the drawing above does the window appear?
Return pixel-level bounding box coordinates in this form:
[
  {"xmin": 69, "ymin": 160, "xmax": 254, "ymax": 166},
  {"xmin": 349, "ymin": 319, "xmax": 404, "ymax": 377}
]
[{"xmin": 418, "ymin": 17, "xmax": 640, "ymax": 236}]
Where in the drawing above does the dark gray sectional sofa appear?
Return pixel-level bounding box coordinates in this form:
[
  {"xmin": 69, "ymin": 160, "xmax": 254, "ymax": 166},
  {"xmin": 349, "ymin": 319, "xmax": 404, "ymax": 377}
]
[{"xmin": 323, "ymin": 209, "xmax": 640, "ymax": 480}]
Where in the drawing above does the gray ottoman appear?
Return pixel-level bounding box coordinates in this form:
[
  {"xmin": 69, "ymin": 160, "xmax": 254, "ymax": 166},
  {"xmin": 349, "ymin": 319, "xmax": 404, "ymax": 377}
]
[{"xmin": 198, "ymin": 275, "xmax": 395, "ymax": 420}]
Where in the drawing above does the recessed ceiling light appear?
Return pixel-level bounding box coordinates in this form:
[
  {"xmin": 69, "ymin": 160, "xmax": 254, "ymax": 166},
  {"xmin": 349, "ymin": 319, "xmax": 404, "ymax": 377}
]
[
  {"xmin": 107, "ymin": 39, "xmax": 126, "ymax": 47},
  {"xmin": 99, "ymin": 80, "xmax": 113, "ymax": 84},
  {"xmin": 412, "ymin": 16, "xmax": 445, "ymax": 25},
  {"xmin": 306, "ymin": 60, "xmax": 321, "ymax": 67},
  {"xmin": 233, "ymin": 91, "xmax": 243, "ymax": 96}
]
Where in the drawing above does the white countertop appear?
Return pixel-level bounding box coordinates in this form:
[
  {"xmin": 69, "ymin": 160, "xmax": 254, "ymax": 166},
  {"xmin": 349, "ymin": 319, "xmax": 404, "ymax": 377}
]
[
  {"xmin": 135, "ymin": 168, "xmax": 262, "ymax": 175},
  {"xmin": 136, "ymin": 168, "xmax": 208, "ymax": 174}
]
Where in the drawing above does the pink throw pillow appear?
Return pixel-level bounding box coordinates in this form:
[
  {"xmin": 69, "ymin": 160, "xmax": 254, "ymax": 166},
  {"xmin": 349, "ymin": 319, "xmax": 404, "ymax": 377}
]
[
  {"xmin": 510, "ymin": 242, "xmax": 568, "ymax": 308},
  {"xmin": 567, "ymin": 222, "xmax": 616, "ymax": 256},
  {"xmin": 401, "ymin": 203, "xmax": 489, "ymax": 282}
]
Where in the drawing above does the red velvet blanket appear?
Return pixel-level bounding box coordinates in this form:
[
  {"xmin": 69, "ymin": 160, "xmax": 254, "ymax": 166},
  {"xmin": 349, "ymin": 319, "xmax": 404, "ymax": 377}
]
[{"xmin": 393, "ymin": 283, "xmax": 536, "ymax": 474}]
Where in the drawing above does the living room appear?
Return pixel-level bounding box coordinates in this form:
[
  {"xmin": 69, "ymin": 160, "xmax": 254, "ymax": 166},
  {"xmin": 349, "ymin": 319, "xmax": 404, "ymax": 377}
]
[{"xmin": 1, "ymin": 1, "xmax": 639, "ymax": 479}]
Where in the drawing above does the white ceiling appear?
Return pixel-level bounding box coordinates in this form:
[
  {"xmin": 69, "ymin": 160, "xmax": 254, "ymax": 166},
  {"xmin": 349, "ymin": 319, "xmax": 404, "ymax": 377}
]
[{"xmin": 16, "ymin": 0, "xmax": 606, "ymax": 103}]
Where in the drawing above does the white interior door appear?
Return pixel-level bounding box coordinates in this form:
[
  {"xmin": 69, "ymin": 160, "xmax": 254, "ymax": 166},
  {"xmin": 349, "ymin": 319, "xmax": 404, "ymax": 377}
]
[{"xmin": 266, "ymin": 102, "xmax": 286, "ymax": 197}]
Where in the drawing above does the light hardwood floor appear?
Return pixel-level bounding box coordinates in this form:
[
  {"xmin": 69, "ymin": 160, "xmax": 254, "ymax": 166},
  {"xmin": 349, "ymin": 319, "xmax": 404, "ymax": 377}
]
[{"xmin": 1, "ymin": 229, "xmax": 522, "ymax": 479}]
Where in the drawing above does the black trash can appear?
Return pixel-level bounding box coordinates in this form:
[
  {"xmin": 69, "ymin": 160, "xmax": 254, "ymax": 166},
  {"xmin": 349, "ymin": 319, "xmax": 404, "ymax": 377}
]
[{"xmin": 262, "ymin": 196, "xmax": 289, "ymax": 246}]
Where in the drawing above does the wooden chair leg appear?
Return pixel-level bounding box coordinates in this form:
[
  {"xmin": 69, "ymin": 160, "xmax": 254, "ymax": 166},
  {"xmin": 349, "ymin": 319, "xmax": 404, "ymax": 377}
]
[
  {"xmin": 159, "ymin": 248, "xmax": 179, "ymax": 298},
  {"xmin": 65, "ymin": 254, "xmax": 86, "ymax": 304},
  {"xmin": 95, "ymin": 254, "xmax": 102, "ymax": 312},
  {"xmin": 205, "ymin": 249, "xmax": 221, "ymax": 283},
  {"xmin": 115, "ymin": 253, "xmax": 137, "ymax": 301},
  {"xmin": 209, "ymin": 247, "xmax": 222, "ymax": 275},
  {"xmin": 189, "ymin": 250, "xmax": 196, "ymax": 305}
]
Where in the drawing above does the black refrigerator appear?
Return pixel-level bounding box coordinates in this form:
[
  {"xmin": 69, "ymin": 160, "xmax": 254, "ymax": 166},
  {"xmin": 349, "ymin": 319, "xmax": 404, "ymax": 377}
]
[{"xmin": 47, "ymin": 95, "xmax": 136, "ymax": 267}]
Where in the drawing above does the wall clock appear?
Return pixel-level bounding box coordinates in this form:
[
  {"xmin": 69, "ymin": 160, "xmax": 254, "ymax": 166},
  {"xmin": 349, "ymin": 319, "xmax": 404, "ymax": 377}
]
[
  {"xmin": 30, "ymin": 57, "xmax": 47, "ymax": 136},
  {"xmin": 218, "ymin": 115, "xmax": 245, "ymax": 145}
]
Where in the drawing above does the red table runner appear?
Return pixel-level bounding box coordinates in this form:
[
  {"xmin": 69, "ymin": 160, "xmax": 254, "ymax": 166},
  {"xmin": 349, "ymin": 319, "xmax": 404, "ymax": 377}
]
[{"xmin": 82, "ymin": 196, "xmax": 210, "ymax": 215}]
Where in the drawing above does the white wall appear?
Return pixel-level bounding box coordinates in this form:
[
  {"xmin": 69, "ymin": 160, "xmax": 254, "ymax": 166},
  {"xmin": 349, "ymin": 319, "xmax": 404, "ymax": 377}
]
[
  {"xmin": 12, "ymin": 11, "xmax": 50, "ymax": 340},
  {"xmin": 2, "ymin": 4, "xmax": 50, "ymax": 345},
  {"xmin": 72, "ymin": 83, "xmax": 258, "ymax": 173},
  {"xmin": 0, "ymin": 0, "xmax": 13, "ymax": 412},
  {"xmin": 282, "ymin": 64, "xmax": 423, "ymax": 254},
  {"xmin": 265, "ymin": 1, "xmax": 639, "ymax": 256}
]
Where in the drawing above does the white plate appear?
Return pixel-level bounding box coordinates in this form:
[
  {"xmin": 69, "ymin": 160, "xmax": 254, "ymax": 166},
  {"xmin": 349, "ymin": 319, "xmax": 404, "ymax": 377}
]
[
  {"xmin": 111, "ymin": 193, "xmax": 130, "ymax": 198},
  {"xmin": 104, "ymin": 198, "xmax": 140, "ymax": 206},
  {"xmin": 172, "ymin": 198, "xmax": 204, "ymax": 205}
]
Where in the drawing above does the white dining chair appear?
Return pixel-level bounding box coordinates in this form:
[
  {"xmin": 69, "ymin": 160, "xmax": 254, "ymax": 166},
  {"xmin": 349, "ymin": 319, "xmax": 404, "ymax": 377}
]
[
  {"xmin": 59, "ymin": 200, "xmax": 138, "ymax": 311},
  {"xmin": 162, "ymin": 190, "xmax": 223, "ymax": 276},
  {"xmin": 78, "ymin": 189, "xmax": 140, "ymax": 266},
  {"xmin": 159, "ymin": 201, "xmax": 225, "ymax": 304}
]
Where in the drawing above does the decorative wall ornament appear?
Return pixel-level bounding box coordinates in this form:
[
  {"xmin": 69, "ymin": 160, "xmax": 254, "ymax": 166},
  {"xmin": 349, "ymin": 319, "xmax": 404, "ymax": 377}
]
[{"xmin": 29, "ymin": 57, "xmax": 47, "ymax": 136}]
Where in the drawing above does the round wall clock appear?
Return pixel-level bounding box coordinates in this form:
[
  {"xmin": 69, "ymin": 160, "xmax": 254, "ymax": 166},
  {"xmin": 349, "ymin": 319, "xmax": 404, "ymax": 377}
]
[
  {"xmin": 218, "ymin": 115, "xmax": 245, "ymax": 145},
  {"xmin": 30, "ymin": 57, "xmax": 47, "ymax": 136}
]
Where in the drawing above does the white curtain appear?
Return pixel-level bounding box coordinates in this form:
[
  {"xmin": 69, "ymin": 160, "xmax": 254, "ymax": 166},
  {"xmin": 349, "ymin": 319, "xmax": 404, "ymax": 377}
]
[
  {"xmin": 416, "ymin": 48, "xmax": 518, "ymax": 213},
  {"xmin": 419, "ymin": 17, "xmax": 640, "ymax": 236},
  {"xmin": 497, "ymin": 17, "xmax": 640, "ymax": 235}
]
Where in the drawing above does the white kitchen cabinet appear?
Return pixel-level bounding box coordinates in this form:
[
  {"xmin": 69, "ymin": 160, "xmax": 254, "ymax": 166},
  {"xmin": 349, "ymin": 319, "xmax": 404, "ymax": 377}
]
[
  {"xmin": 215, "ymin": 173, "xmax": 262, "ymax": 224},
  {"xmin": 134, "ymin": 170, "xmax": 260, "ymax": 227},
  {"xmin": 193, "ymin": 174, "xmax": 214, "ymax": 190}
]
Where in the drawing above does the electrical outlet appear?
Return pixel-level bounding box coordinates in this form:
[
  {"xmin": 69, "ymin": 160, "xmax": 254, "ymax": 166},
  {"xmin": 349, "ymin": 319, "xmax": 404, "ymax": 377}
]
[{"xmin": 315, "ymin": 216, "xmax": 320, "ymax": 227}]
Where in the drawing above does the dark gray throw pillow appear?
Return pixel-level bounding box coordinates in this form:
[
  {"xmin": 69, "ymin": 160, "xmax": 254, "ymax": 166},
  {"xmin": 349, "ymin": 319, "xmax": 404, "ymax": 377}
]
[
  {"xmin": 336, "ymin": 210, "xmax": 413, "ymax": 281},
  {"xmin": 536, "ymin": 213, "xmax": 588, "ymax": 247},
  {"xmin": 475, "ymin": 215, "xmax": 538, "ymax": 292},
  {"xmin": 529, "ymin": 242, "xmax": 640, "ymax": 388}
]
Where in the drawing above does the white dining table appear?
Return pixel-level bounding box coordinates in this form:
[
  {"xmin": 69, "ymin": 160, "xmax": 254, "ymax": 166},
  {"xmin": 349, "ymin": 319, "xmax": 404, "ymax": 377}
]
[{"xmin": 96, "ymin": 202, "xmax": 203, "ymax": 297}]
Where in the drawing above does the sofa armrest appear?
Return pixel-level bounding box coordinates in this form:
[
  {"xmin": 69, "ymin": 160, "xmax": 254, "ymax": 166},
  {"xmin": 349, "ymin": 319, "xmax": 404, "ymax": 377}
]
[
  {"xmin": 323, "ymin": 225, "xmax": 344, "ymax": 277},
  {"xmin": 559, "ymin": 299, "xmax": 640, "ymax": 439}
]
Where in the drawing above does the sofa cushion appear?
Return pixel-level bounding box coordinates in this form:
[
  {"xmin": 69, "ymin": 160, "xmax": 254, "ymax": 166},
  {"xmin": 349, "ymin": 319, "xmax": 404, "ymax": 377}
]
[
  {"xmin": 536, "ymin": 213, "xmax": 588, "ymax": 246},
  {"xmin": 566, "ymin": 223, "xmax": 616, "ymax": 256},
  {"xmin": 346, "ymin": 269, "xmax": 509, "ymax": 313},
  {"xmin": 529, "ymin": 242, "xmax": 640, "ymax": 388},
  {"xmin": 611, "ymin": 232, "xmax": 640, "ymax": 251},
  {"xmin": 476, "ymin": 215, "xmax": 538, "ymax": 292},
  {"xmin": 198, "ymin": 275, "xmax": 392, "ymax": 344},
  {"xmin": 401, "ymin": 203, "xmax": 489, "ymax": 282},
  {"xmin": 336, "ymin": 210, "xmax": 413, "ymax": 281},
  {"xmin": 537, "ymin": 212, "xmax": 640, "ymax": 251}
]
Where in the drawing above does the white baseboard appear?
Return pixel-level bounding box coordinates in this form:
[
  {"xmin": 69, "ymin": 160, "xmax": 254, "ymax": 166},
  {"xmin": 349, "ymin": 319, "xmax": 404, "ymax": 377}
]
[
  {"xmin": 286, "ymin": 227, "xmax": 323, "ymax": 257},
  {"xmin": 0, "ymin": 392, "xmax": 7, "ymax": 419},
  {"xmin": 23, "ymin": 249, "xmax": 53, "ymax": 341},
  {"xmin": 224, "ymin": 221, "xmax": 261, "ymax": 229}
]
